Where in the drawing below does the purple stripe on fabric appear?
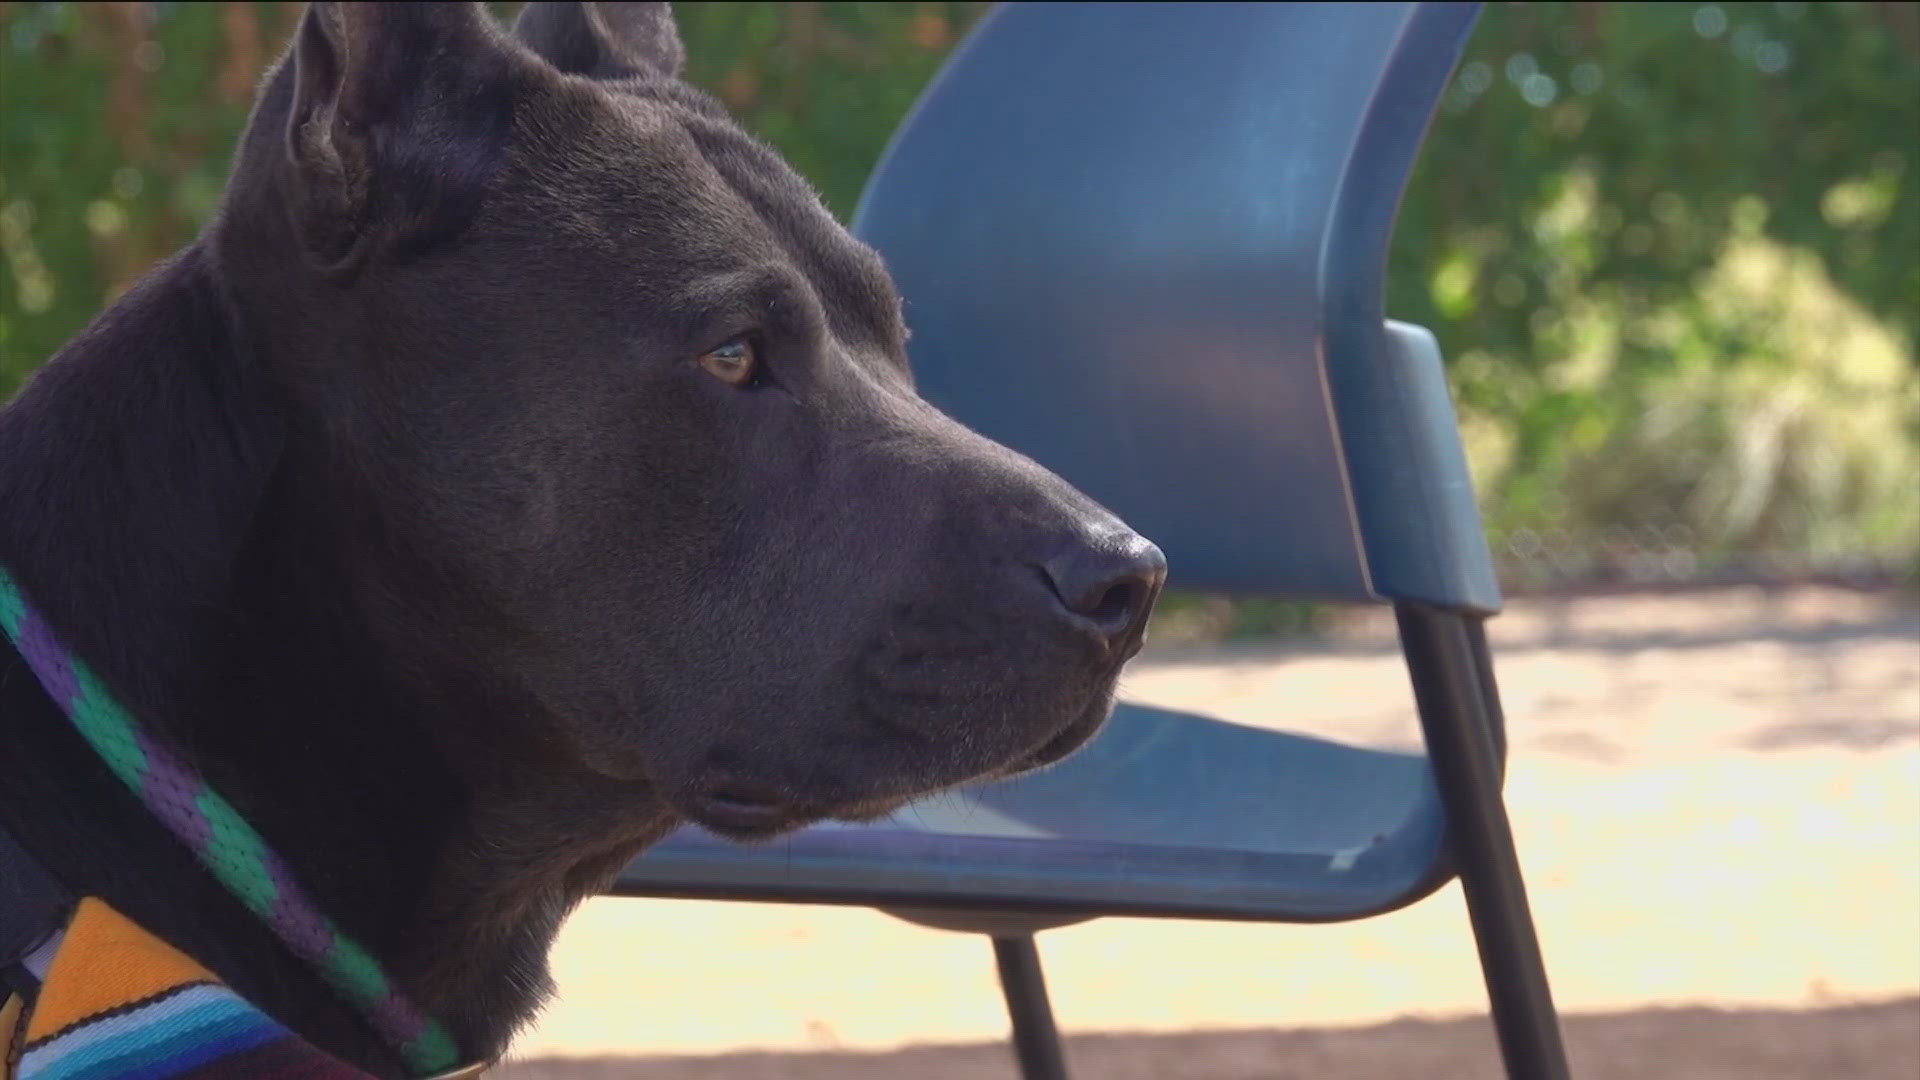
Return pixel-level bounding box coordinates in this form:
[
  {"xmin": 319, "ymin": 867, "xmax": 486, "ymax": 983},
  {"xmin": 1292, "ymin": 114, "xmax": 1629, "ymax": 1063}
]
[
  {"xmin": 263, "ymin": 852, "xmax": 341, "ymax": 963},
  {"xmin": 133, "ymin": 726, "xmax": 219, "ymax": 854},
  {"xmin": 368, "ymin": 991, "xmax": 432, "ymax": 1049},
  {"xmin": 14, "ymin": 605, "xmax": 82, "ymax": 706}
]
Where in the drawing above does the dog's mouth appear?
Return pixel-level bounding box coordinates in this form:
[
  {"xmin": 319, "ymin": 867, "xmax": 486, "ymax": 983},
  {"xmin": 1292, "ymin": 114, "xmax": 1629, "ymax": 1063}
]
[
  {"xmin": 685, "ymin": 781, "xmax": 803, "ymax": 840},
  {"xmin": 683, "ymin": 693, "xmax": 1115, "ymax": 843},
  {"xmin": 684, "ymin": 785, "xmax": 918, "ymax": 842}
]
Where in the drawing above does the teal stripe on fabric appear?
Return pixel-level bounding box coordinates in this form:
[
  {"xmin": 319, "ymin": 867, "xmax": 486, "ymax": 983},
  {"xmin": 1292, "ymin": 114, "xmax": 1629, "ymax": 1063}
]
[
  {"xmin": 66, "ymin": 663, "xmax": 153, "ymax": 790},
  {"xmin": 0, "ymin": 570, "xmax": 24, "ymax": 638},
  {"xmin": 403, "ymin": 1026, "xmax": 462, "ymax": 1075},
  {"xmin": 326, "ymin": 939, "xmax": 396, "ymax": 1016},
  {"xmin": 191, "ymin": 790, "xmax": 282, "ymax": 917},
  {"xmin": 19, "ymin": 987, "xmax": 282, "ymax": 1080}
]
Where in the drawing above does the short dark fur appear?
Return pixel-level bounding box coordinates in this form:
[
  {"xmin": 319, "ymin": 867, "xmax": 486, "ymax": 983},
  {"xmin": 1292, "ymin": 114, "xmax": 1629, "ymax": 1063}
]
[{"xmin": 0, "ymin": 4, "xmax": 1160, "ymax": 1075}]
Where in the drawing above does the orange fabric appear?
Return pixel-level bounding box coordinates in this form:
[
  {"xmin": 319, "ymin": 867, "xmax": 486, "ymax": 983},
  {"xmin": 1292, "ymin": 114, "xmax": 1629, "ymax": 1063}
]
[{"xmin": 22, "ymin": 898, "xmax": 213, "ymax": 1042}]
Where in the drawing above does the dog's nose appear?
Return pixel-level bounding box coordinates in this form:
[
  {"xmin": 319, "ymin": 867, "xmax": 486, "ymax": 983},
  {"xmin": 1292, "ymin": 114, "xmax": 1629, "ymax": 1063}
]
[{"xmin": 1040, "ymin": 532, "xmax": 1167, "ymax": 654}]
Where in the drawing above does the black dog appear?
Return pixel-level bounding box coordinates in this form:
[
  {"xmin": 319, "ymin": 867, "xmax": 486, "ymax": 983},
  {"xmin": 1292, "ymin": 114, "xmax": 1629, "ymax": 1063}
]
[{"xmin": 0, "ymin": 2, "xmax": 1161, "ymax": 1073}]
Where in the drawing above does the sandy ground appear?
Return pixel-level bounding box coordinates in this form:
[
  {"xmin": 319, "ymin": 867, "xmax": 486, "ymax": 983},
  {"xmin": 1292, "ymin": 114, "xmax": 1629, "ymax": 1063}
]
[
  {"xmin": 496, "ymin": 587, "xmax": 1920, "ymax": 1077},
  {"xmin": 497, "ymin": 1000, "xmax": 1920, "ymax": 1079}
]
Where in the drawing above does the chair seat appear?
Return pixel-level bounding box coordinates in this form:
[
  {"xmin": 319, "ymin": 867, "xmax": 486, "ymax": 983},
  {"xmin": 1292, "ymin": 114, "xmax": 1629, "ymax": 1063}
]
[{"xmin": 615, "ymin": 703, "xmax": 1450, "ymax": 923}]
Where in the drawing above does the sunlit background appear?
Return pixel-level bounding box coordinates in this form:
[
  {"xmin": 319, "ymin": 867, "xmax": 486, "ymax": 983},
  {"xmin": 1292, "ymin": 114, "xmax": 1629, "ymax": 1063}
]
[{"xmin": 2, "ymin": 3, "xmax": 1915, "ymax": 1078}]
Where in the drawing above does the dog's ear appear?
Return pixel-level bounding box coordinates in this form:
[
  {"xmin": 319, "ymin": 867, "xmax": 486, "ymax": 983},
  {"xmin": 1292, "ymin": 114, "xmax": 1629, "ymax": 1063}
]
[
  {"xmin": 287, "ymin": 1, "xmax": 517, "ymax": 273},
  {"xmin": 513, "ymin": 2, "xmax": 686, "ymax": 81}
]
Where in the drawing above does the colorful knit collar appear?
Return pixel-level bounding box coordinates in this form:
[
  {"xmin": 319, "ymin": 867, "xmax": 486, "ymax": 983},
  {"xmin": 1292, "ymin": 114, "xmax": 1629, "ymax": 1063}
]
[{"xmin": 0, "ymin": 564, "xmax": 467, "ymax": 1078}]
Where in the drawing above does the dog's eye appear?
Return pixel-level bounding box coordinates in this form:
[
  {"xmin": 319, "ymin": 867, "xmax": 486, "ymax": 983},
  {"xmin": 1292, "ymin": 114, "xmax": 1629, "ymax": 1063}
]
[{"xmin": 698, "ymin": 337, "xmax": 759, "ymax": 387}]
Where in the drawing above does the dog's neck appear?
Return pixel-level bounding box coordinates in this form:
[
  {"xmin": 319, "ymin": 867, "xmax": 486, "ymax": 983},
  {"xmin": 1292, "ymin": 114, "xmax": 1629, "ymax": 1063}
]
[{"xmin": 0, "ymin": 244, "xmax": 671, "ymax": 1075}]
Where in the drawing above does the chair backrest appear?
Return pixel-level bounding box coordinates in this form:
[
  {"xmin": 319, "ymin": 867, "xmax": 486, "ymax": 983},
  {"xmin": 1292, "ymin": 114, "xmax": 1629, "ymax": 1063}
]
[
  {"xmin": 853, "ymin": 0, "xmax": 1497, "ymax": 610},
  {"xmin": 617, "ymin": 0, "xmax": 1494, "ymax": 923}
]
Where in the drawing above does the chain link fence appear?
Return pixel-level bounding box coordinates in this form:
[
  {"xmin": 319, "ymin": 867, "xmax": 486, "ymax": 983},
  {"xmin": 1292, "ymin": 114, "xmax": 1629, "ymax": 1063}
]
[{"xmin": 1491, "ymin": 518, "xmax": 1915, "ymax": 597}]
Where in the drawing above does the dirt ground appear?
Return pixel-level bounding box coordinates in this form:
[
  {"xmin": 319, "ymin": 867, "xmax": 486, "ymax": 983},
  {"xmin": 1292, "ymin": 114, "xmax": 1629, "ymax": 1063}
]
[
  {"xmin": 499, "ymin": 999, "xmax": 1920, "ymax": 1079},
  {"xmin": 496, "ymin": 587, "xmax": 1920, "ymax": 1078}
]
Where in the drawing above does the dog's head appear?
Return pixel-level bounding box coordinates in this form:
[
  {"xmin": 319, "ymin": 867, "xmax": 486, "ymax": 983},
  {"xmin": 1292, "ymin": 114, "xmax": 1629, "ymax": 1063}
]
[{"xmin": 214, "ymin": 2, "xmax": 1163, "ymax": 841}]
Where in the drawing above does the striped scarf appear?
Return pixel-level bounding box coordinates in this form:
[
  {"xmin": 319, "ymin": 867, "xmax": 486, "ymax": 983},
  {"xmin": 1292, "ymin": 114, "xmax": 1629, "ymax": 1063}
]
[{"xmin": 5, "ymin": 898, "xmax": 385, "ymax": 1080}]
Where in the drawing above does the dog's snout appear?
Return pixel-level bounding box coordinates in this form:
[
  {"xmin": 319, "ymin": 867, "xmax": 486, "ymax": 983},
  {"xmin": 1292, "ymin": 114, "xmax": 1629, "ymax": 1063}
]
[{"xmin": 1040, "ymin": 532, "xmax": 1167, "ymax": 653}]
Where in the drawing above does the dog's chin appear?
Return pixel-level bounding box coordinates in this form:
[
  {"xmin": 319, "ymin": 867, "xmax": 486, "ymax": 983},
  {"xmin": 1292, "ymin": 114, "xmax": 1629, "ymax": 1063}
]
[
  {"xmin": 682, "ymin": 794, "xmax": 913, "ymax": 842},
  {"xmin": 681, "ymin": 785, "xmax": 920, "ymax": 843},
  {"xmin": 686, "ymin": 814, "xmax": 804, "ymax": 844},
  {"xmin": 1002, "ymin": 693, "xmax": 1114, "ymax": 776},
  {"xmin": 821, "ymin": 695, "xmax": 1115, "ymax": 825},
  {"xmin": 680, "ymin": 691, "xmax": 1118, "ymax": 843}
]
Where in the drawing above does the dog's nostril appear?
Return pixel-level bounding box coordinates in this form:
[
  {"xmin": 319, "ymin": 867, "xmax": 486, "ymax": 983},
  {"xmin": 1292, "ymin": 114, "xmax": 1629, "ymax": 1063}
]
[
  {"xmin": 1039, "ymin": 533, "xmax": 1167, "ymax": 648},
  {"xmin": 1086, "ymin": 581, "xmax": 1139, "ymax": 628}
]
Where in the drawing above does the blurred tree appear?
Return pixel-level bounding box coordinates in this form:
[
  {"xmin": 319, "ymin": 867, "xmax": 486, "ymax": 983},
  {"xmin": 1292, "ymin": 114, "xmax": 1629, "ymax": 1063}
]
[
  {"xmin": 2, "ymin": 2, "xmax": 308, "ymax": 390},
  {"xmin": 1, "ymin": 1, "xmax": 1914, "ymax": 586},
  {"xmin": 1391, "ymin": 1, "xmax": 1919, "ymax": 570},
  {"xmin": 672, "ymin": 3, "xmax": 995, "ymax": 220}
]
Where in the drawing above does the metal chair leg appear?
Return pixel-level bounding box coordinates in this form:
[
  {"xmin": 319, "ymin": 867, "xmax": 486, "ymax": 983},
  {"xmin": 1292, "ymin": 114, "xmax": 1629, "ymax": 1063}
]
[
  {"xmin": 1396, "ymin": 603, "xmax": 1571, "ymax": 1080},
  {"xmin": 992, "ymin": 934, "xmax": 1071, "ymax": 1080}
]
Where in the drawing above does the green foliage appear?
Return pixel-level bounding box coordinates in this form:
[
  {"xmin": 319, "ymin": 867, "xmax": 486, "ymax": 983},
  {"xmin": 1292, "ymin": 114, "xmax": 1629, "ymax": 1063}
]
[
  {"xmin": 1, "ymin": 2, "xmax": 304, "ymax": 394},
  {"xmin": 1, "ymin": 2, "xmax": 1914, "ymax": 619},
  {"xmin": 1399, "ymin": 1, "xmax": 1919, "ymax": 569},
  {"xmin": 673, "ymin": 2, "xmax": 994, "ymax": 219},
  {"xmin": 0, "ymin": 1, "xmax": 987, "ymax": 393}
]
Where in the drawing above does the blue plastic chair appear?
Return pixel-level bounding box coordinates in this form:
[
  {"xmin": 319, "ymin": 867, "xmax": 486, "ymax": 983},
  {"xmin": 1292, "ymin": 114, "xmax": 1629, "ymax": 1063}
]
[{"xmin": 615, "ymin": 4, "xmax": 1568, "ymax": 1076}]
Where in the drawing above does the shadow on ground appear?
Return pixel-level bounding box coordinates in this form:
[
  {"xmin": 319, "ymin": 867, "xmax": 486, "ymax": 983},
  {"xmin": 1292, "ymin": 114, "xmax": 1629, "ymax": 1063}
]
[{"xmin": 499, "ymin": 998, "xmax": 1919, "ymax": 1079}]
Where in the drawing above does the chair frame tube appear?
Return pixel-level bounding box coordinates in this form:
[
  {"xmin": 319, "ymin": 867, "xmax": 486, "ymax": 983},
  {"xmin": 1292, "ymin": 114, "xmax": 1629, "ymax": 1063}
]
[
  {"xmin": 993, "ymin": 934, "xmax": 1073, "ymax": 1080},
  {"xmin": 1396, "ymin": 602, "xmax": 1570, "ymax": 1079},
  {"xmin": 989, "ymin": 603, "xmax": 1570, "ymax": 1080}
]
